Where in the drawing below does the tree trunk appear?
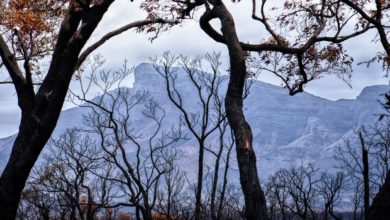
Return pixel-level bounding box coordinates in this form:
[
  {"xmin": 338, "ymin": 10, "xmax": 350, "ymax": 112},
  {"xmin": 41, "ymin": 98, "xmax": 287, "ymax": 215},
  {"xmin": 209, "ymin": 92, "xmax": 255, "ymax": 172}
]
[
  {"xmin": 194, "ymin": 141, "xmax": 205, "ymax": 220},
  {"xmin": 141, "ymin": 207, "xmax": 153, "ymax": 220},
  {"xmin": 367, "ymin": 170, "xmax": 390, "ymax": 220},
  {"xmin": 217, "ymin": 138, "xmax": 233, "ymax": 220},
  {"xmin": 211, "ymin": 131, "xmax": 225, "ymax": 220},
  {"xmin": 41, "ymin": 207, "xmax": 50, "ymax": 220},
  {"xmin": 329, "ymin": 209, "xmax": 341, "ymax": 220},
  {"xmin": 359, "ymin": 131, "xmax": 370, "ymax": 219},
  {"xmin": 136, "ymin": 207, "xmax": 141, "ymax": 220},
  {"xmin": 323, "ymin": 204, "xmax": 329, "ymax": 220},
  {"xmin": 167, "ymin": 187, "xmax": 172, "ymax": 220},
  {"xmin": 202, "ymin": 4, "xmax": 268, "ymax": 220},
  {"xmin": 0, "ymin": 113, "xmax": 55, "ymax": 220},
  {"xmin": 0, "ymin": 2, "xmax": 114, "ymax": 219},
  {"xmin": 86, "ymin": 205, "xmax": 95, "ymax": 220}
]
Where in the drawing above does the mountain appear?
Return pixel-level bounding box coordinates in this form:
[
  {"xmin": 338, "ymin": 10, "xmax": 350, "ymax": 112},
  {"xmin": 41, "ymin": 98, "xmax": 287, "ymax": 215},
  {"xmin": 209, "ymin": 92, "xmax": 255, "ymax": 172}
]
[{"xmin": 0, "ymin": 63, "xmax": 388, "ymax": 182}]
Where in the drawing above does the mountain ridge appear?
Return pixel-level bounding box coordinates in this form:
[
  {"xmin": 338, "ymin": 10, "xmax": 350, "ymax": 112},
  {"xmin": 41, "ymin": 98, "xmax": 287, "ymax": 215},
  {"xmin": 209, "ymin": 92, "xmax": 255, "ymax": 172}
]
[{"xmin": 0, "ymin": 63, "xmax": 388, "ymax": 181}]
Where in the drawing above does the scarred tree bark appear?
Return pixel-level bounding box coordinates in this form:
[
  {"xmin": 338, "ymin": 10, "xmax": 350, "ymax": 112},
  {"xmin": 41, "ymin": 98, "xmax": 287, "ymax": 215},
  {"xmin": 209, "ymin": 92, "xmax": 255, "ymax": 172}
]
[
  {"xmin": 200, "ymin": 3, "xmax": 268, "ymax": 219},
  {"xmin": 197, "ymin": 1, "xmax": 365, "ymax": 219}
]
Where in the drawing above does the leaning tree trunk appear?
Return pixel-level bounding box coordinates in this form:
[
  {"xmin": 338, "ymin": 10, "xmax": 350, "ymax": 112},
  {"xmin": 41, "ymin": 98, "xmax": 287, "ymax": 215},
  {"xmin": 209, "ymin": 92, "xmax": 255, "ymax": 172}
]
[
  {"xmin": 200, "ymin": 3, "xmax": 269, "ymax": 220},
  {"xmin": 224, "ymin": 33, "xmax": 268, "ymax": 220},
  {"xmin": 0, "ymin": 113, "xmax": 56, "ymax": 219},
  {"xmin": 0, "ymin": 1, "xmax": 115, "ymax": 218},
  {"xmin": 0, "ymin": 52, "xmax": 76, "ymax": 219}
]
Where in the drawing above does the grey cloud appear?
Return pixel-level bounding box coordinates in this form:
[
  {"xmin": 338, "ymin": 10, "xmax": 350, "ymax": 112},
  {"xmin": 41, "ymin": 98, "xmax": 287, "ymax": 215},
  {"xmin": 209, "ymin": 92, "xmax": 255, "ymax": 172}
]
[{"xmin": 0, "ymin": 0, "xmax": 389, "ymax": 137}]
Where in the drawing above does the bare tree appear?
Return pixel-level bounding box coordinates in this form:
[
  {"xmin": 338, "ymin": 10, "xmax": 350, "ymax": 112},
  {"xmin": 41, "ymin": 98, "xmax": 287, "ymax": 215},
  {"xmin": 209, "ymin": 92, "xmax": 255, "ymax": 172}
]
[
  {"xmin": 0, "ymin": 1, "xmax": 178, "ymax": 217},
  {"xmin": 365, "ymin": 120, "xmax": 390, "ymax": 187},
  {"xmin": 140, "ymin": 1, "xmax": 363, "ymax": 217},
  {"xmin": 215, "ymin": 132, "xmax": 236, "ymax": 220},
  {"xmin": 336, "ymin": 130, "xmax": 372, "ymax": 219},
  {"xmin": 267, "ymin": 164, "xmax": 320, "ymax": 220},
  {"xmin": 141, "ymin": 0, "xmax": 390, "ymax": 215},
  {"xmin": 70, "ymin": 60, "xmax": 184, "ymax": 220},
  {"xmin": 17, "ymin": 184, "xmax": 55, "ymax": 220},
  {"xmin": 207, "ymin": 120, "xmax": 236, "ymax": 220},
  {"xmin": 153, "ymin": 52, "xmax": 227, "ymax": 220},
  {"xmin": 265, "ymin": 175, "xmax": 289, "ymax": 220},
  {"xmin": 275, "ymin": 1, "xmax": 390, "ymax": 217},
  {"xmin": 266, "ymin": 167, "xmax": 347, "ymax": 220},
  {"xmin": 362, "ymin": 120, "xmax": 390, "ymax": 219},
  {"xmin": 335, "ymin": 121, "xmax": 390, "ymax": 218},
  {"xmin": 218, "ymin": 182, "xmax": 245, "ymax": 220},
  {"xmin": 155, "ymin": 159, "xmax": 187, "ymax": 220},
  {"xmin": 17, "ymin": 129, "xmax": 116, "ymax": 220},
  {"xmin": 318, "ymin": 172, "xmax": 346, "ymax": 220}
]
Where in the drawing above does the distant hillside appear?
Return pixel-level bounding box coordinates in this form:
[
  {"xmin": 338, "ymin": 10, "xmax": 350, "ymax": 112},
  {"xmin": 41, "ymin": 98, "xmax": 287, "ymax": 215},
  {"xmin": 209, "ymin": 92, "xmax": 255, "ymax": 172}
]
[{"xmin": 0, "ymin": 63, "xmax": 388, "ymax": 182}]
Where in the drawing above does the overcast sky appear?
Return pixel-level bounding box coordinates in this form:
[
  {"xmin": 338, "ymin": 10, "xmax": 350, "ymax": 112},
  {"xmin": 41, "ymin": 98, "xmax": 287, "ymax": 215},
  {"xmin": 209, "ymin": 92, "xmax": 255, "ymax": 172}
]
[{"xmin": 0, "ymin": 0, "xmax": 389, "ymax": 138}]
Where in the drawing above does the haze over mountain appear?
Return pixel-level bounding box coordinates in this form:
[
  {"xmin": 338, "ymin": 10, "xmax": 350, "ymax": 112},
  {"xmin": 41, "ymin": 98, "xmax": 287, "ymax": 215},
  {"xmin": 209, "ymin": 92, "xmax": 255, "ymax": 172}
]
[{"xmin": 0, "ymin": 63, "xmax": 387, "ymax": 181}]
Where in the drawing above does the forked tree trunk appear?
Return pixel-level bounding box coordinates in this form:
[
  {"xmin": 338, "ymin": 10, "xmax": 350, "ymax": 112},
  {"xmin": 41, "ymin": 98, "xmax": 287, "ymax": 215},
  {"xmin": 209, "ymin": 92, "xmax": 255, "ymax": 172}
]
[{"xmin": 0, "ymin": 1, "xmax": 115, "ymax": 219}]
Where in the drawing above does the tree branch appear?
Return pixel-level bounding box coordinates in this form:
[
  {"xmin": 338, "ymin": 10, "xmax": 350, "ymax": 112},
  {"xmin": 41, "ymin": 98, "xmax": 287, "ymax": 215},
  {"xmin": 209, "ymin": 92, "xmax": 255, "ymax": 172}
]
[
  {"xmin": 0, "ymin": 34, "xmax": 35, "ymax": 110},
  {"xmin": 0, "ymin": 81, "xmax": 42, "ymax": 85},
  {"xmin": 76, "ymin": 18, "xmax": 179, "ymax": 69},
  {"xmin": 14, "ymin": 30, "xmax": 34, "ymax": 93}
]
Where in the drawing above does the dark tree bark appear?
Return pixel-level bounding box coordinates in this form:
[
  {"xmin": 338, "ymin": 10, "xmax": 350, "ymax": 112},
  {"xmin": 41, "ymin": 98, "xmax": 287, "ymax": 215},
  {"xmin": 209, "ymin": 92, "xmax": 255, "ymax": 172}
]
[
  {"xmin": 217, "ymin": 129, "xmax": 234, "ymax": 220},
  {"xmin": 0, "ymin": 1, "xmax": 177, "ymax": 218},
  {"xmin": 210, "ymin": 125, "xmax": 226, "ymax": 220},
  {"xmin": 0, "ymin": 2, "xmax": 115, "ymax": 218},
  {"xmin": 359, "ymin": 131, "xmax": 370, "ymax": 219},
  {"xmin": 194, "ymin": 142, "xmax": 205, "ymax": 220},
  {"xmin": 154, "ymin": 53, "xmax": 225, "ymax": 220},
  {"xmin": 178, "ymin": 0, "xmax": 372, "ymax": 218},
  {"xmin": 368, "ymin": 170, "xmax": 390, "ymax": 220},
  {"xmin": 200, "ymin": 4, "xmax": 268, "ymax": 220}
]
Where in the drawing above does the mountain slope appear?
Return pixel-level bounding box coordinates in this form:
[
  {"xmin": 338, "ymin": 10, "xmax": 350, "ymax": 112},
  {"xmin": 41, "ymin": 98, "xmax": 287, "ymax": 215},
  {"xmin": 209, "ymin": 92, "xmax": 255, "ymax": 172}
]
[{"xmin": 0, "ymin": 63, "xmax": 387, "ymax": 181}]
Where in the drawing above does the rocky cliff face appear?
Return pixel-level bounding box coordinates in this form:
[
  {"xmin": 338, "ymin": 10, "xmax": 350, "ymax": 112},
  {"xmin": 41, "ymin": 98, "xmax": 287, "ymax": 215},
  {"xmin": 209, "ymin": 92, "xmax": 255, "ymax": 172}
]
[{"xmin": 0, "ymin": 63, "xmax": 387, "ymax": 182}]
